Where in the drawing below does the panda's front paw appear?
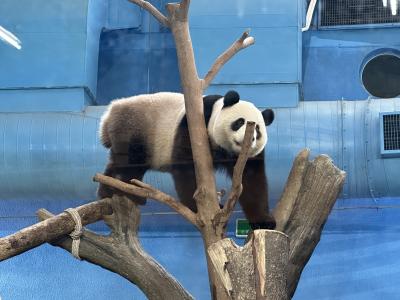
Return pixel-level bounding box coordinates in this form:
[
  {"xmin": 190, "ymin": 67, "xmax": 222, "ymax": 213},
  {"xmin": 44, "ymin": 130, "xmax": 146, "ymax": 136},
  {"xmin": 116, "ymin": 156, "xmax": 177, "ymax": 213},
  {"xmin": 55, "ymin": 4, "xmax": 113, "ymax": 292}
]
[{"xmin": 250, "ymin": 219, "xmax": 276, "ymax": 230}]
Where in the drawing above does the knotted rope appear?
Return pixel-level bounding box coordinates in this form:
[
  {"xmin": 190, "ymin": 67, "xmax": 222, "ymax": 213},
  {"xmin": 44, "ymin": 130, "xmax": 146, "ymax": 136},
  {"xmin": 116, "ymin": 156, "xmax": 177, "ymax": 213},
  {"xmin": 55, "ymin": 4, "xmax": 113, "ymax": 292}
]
[{"xmin": 65, "ymin": 208, "xmax": 83, "ymax": 260}]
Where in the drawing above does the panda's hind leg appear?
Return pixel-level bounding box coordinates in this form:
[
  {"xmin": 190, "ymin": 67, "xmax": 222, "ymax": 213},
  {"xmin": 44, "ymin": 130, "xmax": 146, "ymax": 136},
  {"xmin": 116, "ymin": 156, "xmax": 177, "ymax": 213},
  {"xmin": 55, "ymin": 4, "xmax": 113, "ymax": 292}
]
[
  {"xmin": 97, "ymin": 162, "xmax": 116, "ymax": 200},
  {"xmin": 97, "ymin": 162, "xmax": 147, "ymax": 205},
  {"xmin": 171, "ymin": 166, "xmax": 198, "ymax": 212},
  {"xmin": 114, "ymin": 165, "xmax": 147, "ymax": 205},
  {"xmin": 98, "ymin": 139, "xmax": 148, "ymax": 205}
]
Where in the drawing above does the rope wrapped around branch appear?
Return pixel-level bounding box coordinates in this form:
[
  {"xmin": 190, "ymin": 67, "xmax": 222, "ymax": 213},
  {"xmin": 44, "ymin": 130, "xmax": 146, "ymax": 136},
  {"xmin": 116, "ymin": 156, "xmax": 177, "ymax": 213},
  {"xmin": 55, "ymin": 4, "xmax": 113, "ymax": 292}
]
[{"xmin": 65, "ymin": 208, "xmax": 84, "ymax": 260}]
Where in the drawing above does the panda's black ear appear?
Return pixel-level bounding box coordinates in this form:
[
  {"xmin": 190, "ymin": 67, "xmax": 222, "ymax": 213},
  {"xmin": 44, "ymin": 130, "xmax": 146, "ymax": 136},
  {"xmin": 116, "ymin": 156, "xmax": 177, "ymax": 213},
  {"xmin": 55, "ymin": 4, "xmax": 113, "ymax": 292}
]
[
  {"xmin": 223, "ymin": 90, "xmax": 240, "ymax": 107},
  {"xmin": 262, "ymin": 109, "xmax": 274, "ymax": 126}
]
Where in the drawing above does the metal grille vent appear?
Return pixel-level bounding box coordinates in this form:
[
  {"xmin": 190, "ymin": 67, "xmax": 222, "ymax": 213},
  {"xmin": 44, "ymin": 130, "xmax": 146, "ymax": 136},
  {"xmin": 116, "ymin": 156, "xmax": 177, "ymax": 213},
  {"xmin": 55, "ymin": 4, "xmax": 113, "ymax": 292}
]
[
  {"xmin": 383, "ymin": 114, "xmax": 400, "ymax": 150},
  {"xmin": 320, "ymin": 0, "xmax": 400, "ymax": 27}
]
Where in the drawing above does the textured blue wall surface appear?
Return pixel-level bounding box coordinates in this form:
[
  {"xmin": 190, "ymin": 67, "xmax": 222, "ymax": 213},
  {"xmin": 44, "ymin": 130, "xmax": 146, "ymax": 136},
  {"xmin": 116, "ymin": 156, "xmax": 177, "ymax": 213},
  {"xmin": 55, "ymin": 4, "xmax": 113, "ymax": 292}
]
[
  {"xmin": 0, "ymin": 0, "xmax": 107, "ymax": 109},
  {"xmin": 0, "ymin": 107, "xmax": 107, "ymax": 202},
  {"xmin": 302, "ymin": 27, "xmax": 400, "ymax": 101},
  {"xmin": 96, "ymin": 30, "xmax": 180, "ymax": 105},
  {"xmin": 96, "ymin": 0, "xmax": 301, "ymax": 107}
]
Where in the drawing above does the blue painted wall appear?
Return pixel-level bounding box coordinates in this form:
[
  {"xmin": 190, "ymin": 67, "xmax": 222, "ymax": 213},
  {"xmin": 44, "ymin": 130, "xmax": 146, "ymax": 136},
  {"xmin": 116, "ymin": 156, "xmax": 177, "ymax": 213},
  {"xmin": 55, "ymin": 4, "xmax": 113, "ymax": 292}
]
[
  {"xmin": 302, "ymin": 27, "xmax": 400, "ymax": 101},
  {"xmin": 96, "ymin": 0, "xmax": 302, "ymax": 107},
  {"xmin": 0, "ymin": 0, "xmax": 108, "ymax": 109},
  {"xmin": 96, "ymin": 1, "xmax": 400, "ymax": 104},
  {"xmin": 96, "ymin": 30, "xmax": 180, "ymax": 105}
]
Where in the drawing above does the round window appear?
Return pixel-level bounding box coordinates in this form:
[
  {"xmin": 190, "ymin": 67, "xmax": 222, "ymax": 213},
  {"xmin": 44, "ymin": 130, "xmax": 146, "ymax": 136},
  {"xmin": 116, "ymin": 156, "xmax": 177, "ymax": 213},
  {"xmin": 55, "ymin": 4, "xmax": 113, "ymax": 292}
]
[{"xmin": 361, "ymin": 53, "xmax": 400, "ymax": 98}]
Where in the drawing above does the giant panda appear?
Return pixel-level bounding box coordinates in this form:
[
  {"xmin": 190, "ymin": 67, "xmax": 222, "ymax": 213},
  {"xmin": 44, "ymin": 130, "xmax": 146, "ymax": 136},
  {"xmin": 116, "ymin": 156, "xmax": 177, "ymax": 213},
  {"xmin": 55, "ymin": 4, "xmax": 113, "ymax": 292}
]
[{"xmin": 98, "ymin": 90, "xmax": 276, "ymax": 229}]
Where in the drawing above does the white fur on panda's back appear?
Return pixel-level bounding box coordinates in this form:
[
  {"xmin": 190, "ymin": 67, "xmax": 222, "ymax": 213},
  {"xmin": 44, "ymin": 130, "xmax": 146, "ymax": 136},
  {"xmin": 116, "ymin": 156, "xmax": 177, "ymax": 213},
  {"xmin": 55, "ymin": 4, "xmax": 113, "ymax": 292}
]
[
  {"xmin": 99, "ymin": 92, "xmax": 185, "ymax": 170},
  {"xmin": 147, "ymin": 93, "xmax": 186, "ymax": 169}
]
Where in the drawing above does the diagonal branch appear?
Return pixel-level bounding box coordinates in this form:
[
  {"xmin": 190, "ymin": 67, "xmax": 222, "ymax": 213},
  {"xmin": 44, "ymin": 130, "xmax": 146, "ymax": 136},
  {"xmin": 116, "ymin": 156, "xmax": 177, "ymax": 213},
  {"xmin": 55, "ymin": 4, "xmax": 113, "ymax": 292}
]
[
  {"xmin": 202, "ymin": 30, "xmax": 255, "ymax": 90},
  {"xmin": 93, "ymin": 174, "xmax": 200, "ymax": 228},
  {"xmin": 0, "ymin": 199, "xmax": 112, "ymax": 261},
  {"xmin": 128, "ymin": 0, "xmax": 170, "ymax": 28},
  {"xmin": 212, "ymin": 122, "xmax": 255, "ymax": 229}
]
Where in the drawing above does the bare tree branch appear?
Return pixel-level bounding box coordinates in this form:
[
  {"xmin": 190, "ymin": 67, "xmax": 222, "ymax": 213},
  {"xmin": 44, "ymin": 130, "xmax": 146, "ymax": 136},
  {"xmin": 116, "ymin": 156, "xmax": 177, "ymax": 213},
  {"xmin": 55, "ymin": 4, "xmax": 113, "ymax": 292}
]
[
  {"xmin": 178, "ymin": 0, "xmax": 190, "ymax": 20},
  {"xmin": 222, "ymin": 122, "xmax": 255, "ymax": 216},
  {"xmin": 93, "ymin": 174, "xmax": 200, "ymax": 228},
  {"xmin": 202, "ymin": 30, "xmax": 255, "ymax": 90},
  {"xmin": 128, "ymin": 0, "xmax": 170, "ymax": 27},
  {"xmin": 38, "ymin": 196, "xmax": 194, "ymax": 300},
  {"xmin": 212, "ymin": 122, "xmax": 256, "ymax": 229},
  {"xmin": 0, "ymin": 199, "xmax": 112, "ymax": 261}
]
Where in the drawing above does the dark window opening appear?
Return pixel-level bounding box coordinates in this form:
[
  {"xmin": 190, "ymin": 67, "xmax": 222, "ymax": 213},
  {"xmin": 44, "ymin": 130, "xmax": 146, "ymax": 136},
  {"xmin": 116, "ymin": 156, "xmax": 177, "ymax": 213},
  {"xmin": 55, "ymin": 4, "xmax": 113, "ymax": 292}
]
[
  {"xmin": 362, "ymin": 54, "xmax": 400, "ymax": 98},
  {"xmin": 320, "ymin": 0, "xmax": 400, "ymax": 27}
]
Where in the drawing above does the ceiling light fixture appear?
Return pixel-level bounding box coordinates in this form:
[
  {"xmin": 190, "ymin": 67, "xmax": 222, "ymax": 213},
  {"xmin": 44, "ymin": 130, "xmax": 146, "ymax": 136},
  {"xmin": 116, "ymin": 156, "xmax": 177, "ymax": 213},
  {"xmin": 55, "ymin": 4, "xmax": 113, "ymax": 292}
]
[{"xmin": 0, "ymin": 26, "xmax": 21, "ymax": 50}]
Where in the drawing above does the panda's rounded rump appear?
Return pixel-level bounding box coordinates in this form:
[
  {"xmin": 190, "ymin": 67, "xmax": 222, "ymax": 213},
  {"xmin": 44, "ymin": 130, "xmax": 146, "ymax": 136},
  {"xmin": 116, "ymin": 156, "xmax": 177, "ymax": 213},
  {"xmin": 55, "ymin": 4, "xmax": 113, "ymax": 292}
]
[{"xmin": 100, "ymin": 92, "xmax": 187, "ymax": 169}]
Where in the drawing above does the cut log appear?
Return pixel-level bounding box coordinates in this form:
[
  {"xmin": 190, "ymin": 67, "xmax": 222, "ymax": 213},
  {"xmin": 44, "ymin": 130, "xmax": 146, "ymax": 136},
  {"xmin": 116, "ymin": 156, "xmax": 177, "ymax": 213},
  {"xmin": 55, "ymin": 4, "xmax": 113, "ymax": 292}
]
[
  {"xmin": 273, "ymin": 149, "xmax": 346, "ymax": 297},
  {"xmin": 208, "ymin": 230, "xmax": 289, "ymax": 300}
]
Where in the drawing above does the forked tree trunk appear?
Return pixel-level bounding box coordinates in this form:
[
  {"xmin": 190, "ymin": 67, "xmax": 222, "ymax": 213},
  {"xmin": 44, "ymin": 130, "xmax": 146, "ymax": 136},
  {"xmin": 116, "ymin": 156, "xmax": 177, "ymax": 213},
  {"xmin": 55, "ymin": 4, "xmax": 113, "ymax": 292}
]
[
  {"xmin": 164, "ymin": 4, "xmax": 225, "ymax": 297},
  {"xmin": 208, "ymin": 149, "xmax": 345, "ymax": 299}
]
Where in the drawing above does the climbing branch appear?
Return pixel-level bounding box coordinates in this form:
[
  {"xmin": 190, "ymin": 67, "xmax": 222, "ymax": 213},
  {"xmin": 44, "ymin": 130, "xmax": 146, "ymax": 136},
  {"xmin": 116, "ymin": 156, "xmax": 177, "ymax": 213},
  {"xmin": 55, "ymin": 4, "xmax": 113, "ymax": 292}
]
[
  {"xmin": 202, "ymin": 30, "xmax": 255, "ymax": 90},
  {"xmin": 0, "ymin": 199, "xmax": 112, "ymax": 261},
  {"xmin": 128, "ymin": 0, "xmax": 170, "ymax": 27},
  {"xmin": 221, "ymin": 122, "xmax": 255, "ymax": 217},
  {"xmin": 38, "ymin": 195, "xmax": 194, "ymax": 300},
  {"xmin": 212, "ymin": 122, "xmax": 255, "ymax": 228},
  {"xmin": 93, "ymin": 173, "xmax": 200, "ymax": 228}
]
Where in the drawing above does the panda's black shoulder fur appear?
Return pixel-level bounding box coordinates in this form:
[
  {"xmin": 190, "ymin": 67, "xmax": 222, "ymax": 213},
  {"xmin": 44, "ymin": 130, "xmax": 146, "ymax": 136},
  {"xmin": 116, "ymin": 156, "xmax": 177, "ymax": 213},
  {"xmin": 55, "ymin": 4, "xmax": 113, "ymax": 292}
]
[{"xmin": 179, "ymin": 94, "xmax": 222, "ymax": 128}]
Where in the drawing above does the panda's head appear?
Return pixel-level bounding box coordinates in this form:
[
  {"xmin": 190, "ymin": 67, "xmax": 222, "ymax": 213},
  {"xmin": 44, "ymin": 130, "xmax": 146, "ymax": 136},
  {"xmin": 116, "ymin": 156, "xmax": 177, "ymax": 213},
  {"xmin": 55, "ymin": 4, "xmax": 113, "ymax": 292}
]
[{"xmin": 208, "ymin": 90, "xmax": 274, "ymax": 157}]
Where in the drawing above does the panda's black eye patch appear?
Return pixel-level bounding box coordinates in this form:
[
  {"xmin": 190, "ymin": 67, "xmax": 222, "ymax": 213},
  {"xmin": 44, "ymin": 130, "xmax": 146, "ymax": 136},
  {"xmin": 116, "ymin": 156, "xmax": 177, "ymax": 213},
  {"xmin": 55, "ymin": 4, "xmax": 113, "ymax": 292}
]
[
  {"xmin": 231, "ymin": 118, "xmax": 245, "ymax": 131},
  {"xmin": 256, "ymin": 124, "xmax": 261, "ymax": 140}
]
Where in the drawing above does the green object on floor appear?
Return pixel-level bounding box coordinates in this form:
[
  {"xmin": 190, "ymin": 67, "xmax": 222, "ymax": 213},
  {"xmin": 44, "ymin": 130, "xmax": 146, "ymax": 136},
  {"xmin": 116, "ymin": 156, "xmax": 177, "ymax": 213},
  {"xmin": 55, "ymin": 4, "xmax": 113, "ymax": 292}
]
[{"xmin": 235, "ymin": 219, "xmax": 251, "ymax": 238}]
